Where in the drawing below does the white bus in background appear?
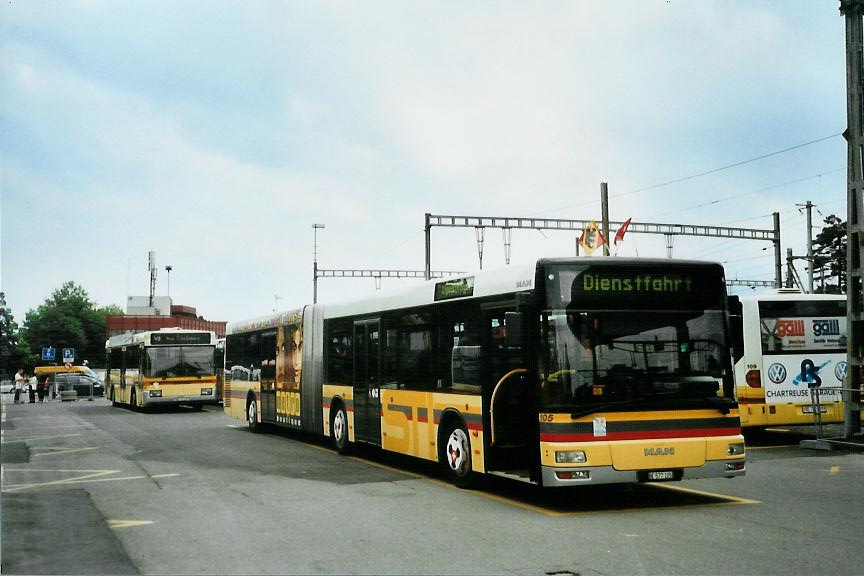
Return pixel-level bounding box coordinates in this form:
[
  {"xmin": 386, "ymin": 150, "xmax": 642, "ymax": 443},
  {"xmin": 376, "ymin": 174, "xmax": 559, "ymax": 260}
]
[{"xmin": 728, "ymin": 289, "xmax": 846, "ymax": 430}]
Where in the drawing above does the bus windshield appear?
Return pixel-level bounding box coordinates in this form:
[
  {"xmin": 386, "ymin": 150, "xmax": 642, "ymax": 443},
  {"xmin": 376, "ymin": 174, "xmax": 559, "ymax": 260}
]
[
  {"xmin": 144, "ymin": 346, "xmax": 216, "ymax": 378},
  {"xmin": 540, "ymin": 310, "xmax": 730, "ymax": 412}
]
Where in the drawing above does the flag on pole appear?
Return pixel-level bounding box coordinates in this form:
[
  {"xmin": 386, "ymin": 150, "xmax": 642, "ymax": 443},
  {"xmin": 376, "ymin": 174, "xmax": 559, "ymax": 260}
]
[
  {"xmin": 612, "ymin": 218, "xmax": 632, "ymax": 255},
  {"xmin": 578, "ymin": 220, "xmax": 607, "ymax": 255}
]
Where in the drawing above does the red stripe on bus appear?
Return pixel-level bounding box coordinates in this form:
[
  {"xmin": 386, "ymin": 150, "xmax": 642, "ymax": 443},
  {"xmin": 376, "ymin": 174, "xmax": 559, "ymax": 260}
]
[
  {"xmin": 736, "ymin": 398, "xmax": 766, "ymax": 404},
  {"xmin": 540, "ymin": 427, "xmax": 740, "ymax": 442}
]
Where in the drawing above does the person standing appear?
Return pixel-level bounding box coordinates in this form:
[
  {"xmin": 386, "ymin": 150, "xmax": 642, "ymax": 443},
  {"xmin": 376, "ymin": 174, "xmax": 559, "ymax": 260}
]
[
  {"xmin": 27, "ymin": 374, "xmax": 37, "ymax": 403},
  {"xmin": 14, "ymin": 369, "xmax": 24, "ymax": 404},
  {"xmin": 38, "ymin": 376, "xmax": 49, "ymax": 402}
]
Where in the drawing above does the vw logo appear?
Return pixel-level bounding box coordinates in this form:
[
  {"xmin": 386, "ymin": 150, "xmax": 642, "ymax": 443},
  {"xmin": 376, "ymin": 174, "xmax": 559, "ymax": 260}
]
[
  {"xmin": 767, "ymin": 363, "xmax": 787, "ymax": 384},
  {"xmin": 835, "ymin": 361, "xmax": 848, "ymax": 382}
]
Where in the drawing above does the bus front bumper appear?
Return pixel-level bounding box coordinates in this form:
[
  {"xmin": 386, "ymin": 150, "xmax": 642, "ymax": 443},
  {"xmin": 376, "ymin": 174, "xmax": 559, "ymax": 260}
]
[
  {"xmin": 143, "ymin": 391, "xmax": 215, "ymax": 405},
  {"xmin": 541, "ymin": 459, "xmax": 746, "ymax": 487}
]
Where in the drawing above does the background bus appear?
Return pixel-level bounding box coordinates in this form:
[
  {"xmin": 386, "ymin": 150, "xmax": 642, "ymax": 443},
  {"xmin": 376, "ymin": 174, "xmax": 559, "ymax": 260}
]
[
  {"xmin": 225, "ymin": 258, "xmax": 745, "ymax": 487},
  {"xmin": 106, "ymin": 328, "xmax": 218, "ymax": 410},
  {"xmin": 728, "ymin": 290, "xmax": 846, "ymax": 429}
]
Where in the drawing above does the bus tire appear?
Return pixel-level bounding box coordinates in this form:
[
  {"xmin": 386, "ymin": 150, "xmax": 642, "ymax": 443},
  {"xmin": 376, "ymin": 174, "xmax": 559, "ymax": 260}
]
[
  {"xmin": 439, "ymin": 417, "xmax": 475, "ymax": 488},
  {"xmin": 247, "ymin": 395, "xmax": 260, "ymax": 433},
  {"xmin": 330, "ymin": 402, "xmax": 351, "ymax": 454}
]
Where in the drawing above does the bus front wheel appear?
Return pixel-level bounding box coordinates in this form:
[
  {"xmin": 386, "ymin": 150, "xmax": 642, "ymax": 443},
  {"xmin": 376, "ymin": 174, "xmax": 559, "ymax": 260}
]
[
  {"xmin": 247, "ymin": 396, "xmax": 260, "ymax": 432},
  {"xmin": 440, "ymin": 419, "xmax": 475, "ymax": 488},
  {"xmin": 330, "ymin": 403, "xmax": 351, "ymax": 454}
]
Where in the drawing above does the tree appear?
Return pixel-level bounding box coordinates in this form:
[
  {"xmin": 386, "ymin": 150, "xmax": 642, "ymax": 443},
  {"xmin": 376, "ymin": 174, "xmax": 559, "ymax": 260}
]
[
  {"xmin": 19, "ymin": 282, "xmax": 124, "ymax": 368},
  {"xmin": 811, "ymin": 214, "xmax": 847, "ymax": 294},
  {"xmin": 0, "ymin": 292, "xmax": 26, "ymax": 377}
]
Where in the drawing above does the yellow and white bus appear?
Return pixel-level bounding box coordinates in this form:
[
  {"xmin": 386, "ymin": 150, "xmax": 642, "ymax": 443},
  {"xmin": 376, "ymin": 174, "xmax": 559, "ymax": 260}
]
[
  {"xmin": 728, "ymin": 290, "xmax": 846, "ymax": 429},
  {"xmin": 225, "ymin": 258, "xmax": 745, "ymax": 487},
  {"xmin": 106, "ymin": 328, "xmax": 218, "ymax": 410}
]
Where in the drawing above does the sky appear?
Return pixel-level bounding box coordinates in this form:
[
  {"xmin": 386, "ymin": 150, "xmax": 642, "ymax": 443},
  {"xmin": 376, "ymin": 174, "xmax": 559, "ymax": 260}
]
[{"xmin": 0, "ymin": 1, "xmax": 851, "ymax": 325}]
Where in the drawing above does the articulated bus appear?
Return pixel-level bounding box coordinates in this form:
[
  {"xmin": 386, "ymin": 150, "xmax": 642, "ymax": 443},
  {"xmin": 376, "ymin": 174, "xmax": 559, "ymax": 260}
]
[
  {"xmin": 106, "ymin": 328, "xmax": 219, "ymax": 410},
  {"xmin": 728, "ymin": 290, "xmax": 846, "ymax": 429},
  {"xmin": 224, "ymin": 258, "xmax": 745, "ymax": 487}
]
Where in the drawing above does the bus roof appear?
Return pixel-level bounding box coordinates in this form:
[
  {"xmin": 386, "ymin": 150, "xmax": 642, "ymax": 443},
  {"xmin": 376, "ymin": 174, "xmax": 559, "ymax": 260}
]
[
  {"xmin": 227, "ymin": 257, "xmax": 725, "ymax": 334},
  {"xmin": 735, "ymin": 289, "xmax": 845, "ymax": 303},
  {"xmin": 105, "ymin": 327, "xmax": 217, "ymax": 349}
]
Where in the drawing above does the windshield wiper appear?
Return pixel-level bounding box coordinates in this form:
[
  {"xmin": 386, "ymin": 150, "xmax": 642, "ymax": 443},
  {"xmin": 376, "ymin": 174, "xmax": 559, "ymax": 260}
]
[{"xmin": 570, "ymin": 401, "xmax": 632, "ymax": 420}]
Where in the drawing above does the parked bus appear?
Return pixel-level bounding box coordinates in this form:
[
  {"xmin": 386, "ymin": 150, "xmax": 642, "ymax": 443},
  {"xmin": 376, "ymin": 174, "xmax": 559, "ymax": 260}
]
[
  {"xmin": 728, "ymin": 289, "xmax": 846, "ymax": 429},
  {"xmin": 224, "ymin": 258, "xmax": 745, "ymax": 487},
  {"xmin": 106, "ymin": 328, "xmax": 218, "ymax": 410}
]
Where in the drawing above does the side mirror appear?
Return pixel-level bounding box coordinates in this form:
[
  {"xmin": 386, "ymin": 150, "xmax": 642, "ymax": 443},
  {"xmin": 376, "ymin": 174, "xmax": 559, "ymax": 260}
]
[{"xmin": 505, "ymin": 312, "xmax": 524, "ymax": 348}]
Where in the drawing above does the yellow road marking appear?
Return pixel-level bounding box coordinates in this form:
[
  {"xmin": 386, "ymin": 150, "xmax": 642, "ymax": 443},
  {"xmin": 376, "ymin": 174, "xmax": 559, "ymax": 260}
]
[
  {"xmin": 107, "ymin": 520, "xmax": 155, "ymax": 529},
  {"xmin": 648, "ymin": 483, "xmax": 761, "ymax": 505},
  {"xmin": 829, "ymin": 466, "xmax": 841, "ymax": 474}
]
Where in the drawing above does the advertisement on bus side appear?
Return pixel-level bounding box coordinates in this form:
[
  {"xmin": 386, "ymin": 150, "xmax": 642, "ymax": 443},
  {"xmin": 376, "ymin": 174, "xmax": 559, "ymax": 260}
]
[{"xmin": 761, "ymin": 353, "xmax": 847, "ymax": 404}]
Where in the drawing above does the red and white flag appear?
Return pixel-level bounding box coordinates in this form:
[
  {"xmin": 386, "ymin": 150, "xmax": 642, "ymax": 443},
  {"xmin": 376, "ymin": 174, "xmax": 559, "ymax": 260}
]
[{"xmin": 612, "ymin": 218, "xmax": 632, "ymax": 254}]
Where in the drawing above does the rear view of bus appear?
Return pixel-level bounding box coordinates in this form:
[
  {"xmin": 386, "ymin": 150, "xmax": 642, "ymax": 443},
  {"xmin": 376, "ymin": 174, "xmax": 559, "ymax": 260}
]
[
  {"xmin": 729, "ymin": 291, "xmax": 846, "ymax": 429},
  {"xmin": 539, "ymin": 260, "xmax": 745, "ymax": 485}
]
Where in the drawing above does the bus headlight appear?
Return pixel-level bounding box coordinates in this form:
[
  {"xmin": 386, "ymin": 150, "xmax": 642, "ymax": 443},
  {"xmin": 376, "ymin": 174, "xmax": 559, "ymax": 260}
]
[
  {"xmin": 726, "ymin": 443, "xmax": 745, "ymax": 456},
  {"xmin": 201, "ymin": 388, "xmax": 213, "ymax": 396},
  {"xmin": 555, "ymin": 450, "xmax": 587, "ymax": 464},
  {"xmin": 149, "ymin": 390, "xmax": 163, "ymax": 398}
]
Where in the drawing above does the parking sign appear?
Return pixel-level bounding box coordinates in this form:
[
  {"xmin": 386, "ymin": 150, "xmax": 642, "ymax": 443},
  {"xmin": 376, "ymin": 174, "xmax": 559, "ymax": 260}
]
[{"xmin": 62, "ymin": 348, "xmax": 75, "ymax": 363}]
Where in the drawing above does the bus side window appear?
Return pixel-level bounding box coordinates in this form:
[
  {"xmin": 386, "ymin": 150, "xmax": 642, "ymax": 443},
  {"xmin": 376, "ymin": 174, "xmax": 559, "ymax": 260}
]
[{"xmin": 727, "ymin": 295, "xmax": 744, "ymax": 363}]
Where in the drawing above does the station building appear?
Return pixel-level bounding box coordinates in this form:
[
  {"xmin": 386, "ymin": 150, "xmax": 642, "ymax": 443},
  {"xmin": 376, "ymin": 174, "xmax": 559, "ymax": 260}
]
[{"xmin": 106, "ymin": 296, "xmax": 226, "ymax": 338}]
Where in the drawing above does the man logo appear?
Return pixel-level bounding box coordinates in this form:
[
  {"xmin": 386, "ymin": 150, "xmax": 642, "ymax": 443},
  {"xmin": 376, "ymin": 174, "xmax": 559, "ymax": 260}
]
[
  {"xmin": 835, "ymin": 361, "xmax": 848, "ymax": 382},
  {"xmin": 767, "ymin": 363, "xmax": 787, "ymax": 384}
]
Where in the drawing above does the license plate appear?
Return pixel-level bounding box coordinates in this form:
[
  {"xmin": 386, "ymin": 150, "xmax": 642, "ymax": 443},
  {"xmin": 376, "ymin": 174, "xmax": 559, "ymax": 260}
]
[
  {"xmin": 803, "ymin": 405, "xmax": 827, "ymax": 414},
  {"xmin": 647, "ymin": 470, "xmax": 675, "ymax": 481},
  {"xmin": 179, "ymin": 397, "xmax": 190, "ymax": 402}
]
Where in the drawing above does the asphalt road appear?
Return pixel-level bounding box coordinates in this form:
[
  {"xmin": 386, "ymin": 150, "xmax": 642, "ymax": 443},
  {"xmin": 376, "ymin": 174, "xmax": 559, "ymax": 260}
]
[{"xmin": 2, "ymin": 393, "xmax": 862, "ymax": 575}]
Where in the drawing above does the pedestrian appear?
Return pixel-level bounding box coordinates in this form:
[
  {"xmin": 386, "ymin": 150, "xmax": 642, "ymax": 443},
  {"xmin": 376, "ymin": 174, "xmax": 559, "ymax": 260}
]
[
  {"xmin": 38, "ymin": 376, "xmax": 48, "ymax": 402},
  {"xmin": 13, "ymin": 369, "xmax": 24, "ymax": 404},
  {"xmin": 27, "ymin": 374, "xmax": 37, "ymax": 403}
]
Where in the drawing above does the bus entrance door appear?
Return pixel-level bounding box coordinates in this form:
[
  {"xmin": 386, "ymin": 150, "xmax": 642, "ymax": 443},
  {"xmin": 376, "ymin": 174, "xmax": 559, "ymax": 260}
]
[
  {"xmin": 353, "ymin": 319, "xmax": 382, "ymax": 445},
  {"xmin": 483, "ymin": 305, "xmax": 533, "ymax": 475},
  {"xmin": 260, "ymin": 330, "xmax": 277, "ymax": 423}
]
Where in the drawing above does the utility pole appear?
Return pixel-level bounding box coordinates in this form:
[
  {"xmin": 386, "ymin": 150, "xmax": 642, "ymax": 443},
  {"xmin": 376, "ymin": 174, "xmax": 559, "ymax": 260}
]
[
  {"xmin": 601, "ymin": 182, "xmax": 610, "ymax": 256},
  {"xmin": 841, "ymin": 0, "xmax": 864, "ymax": 438},
  {"xmin": 312, "ymin": 223, "xmax": 325, "ymax": 304},
  {"xmin": 797, "ymin": 201, "xmax": 815, "ymax": 293}
]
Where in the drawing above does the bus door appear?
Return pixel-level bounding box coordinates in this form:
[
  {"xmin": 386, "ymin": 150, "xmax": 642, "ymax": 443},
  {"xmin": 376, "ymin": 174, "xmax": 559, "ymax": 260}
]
[
  {"xmin": 353, "ymin": 319, "xmax": 382, "ymax": 445},
  {"xmin": 260, "ymin": 330, "xmax": 277, "ymax": 423},
  {"xmin": 482, "ymin": 304, "xmax": 532, "ymax": 471}
]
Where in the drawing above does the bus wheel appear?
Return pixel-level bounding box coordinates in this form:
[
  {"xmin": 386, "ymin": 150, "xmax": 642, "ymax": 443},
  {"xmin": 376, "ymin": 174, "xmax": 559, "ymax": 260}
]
[
  {"xmin": 330, "ymin": 403, "xmax": 351, "ymax": 454},
  {"xmin": 247, "ymin": 396, "xmax": 260, "ymax": 432},
  {"xmin": 440, "ymin": 420, "xmax": 475, "ymax": 488}
]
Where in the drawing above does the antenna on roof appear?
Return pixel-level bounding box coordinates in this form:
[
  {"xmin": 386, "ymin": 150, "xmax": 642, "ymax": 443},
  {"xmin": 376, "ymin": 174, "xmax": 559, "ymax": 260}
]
[{"xmin": 148, "ymin": 251, "xmax": 157, "ymax": 307}]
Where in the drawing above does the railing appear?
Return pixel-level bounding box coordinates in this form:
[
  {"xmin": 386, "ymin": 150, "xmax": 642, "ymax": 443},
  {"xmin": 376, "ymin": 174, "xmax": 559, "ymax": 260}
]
[{"xmin": 807, "ymin": 386, "xmax": 863, "ymax": 447}]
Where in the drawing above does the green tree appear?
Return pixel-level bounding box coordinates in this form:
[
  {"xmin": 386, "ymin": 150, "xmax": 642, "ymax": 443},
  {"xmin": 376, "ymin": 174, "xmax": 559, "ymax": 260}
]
[
  {"xmin": 19, "ymin": 282, "xmax": 123, "ymax": 368},
  {"xmin": 811, "ymin": 214, "xmax": 847, "ymax": 294},
  {"xmin": 0, "ymin": 292, "xmax": 25, "ymax": 377}
]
